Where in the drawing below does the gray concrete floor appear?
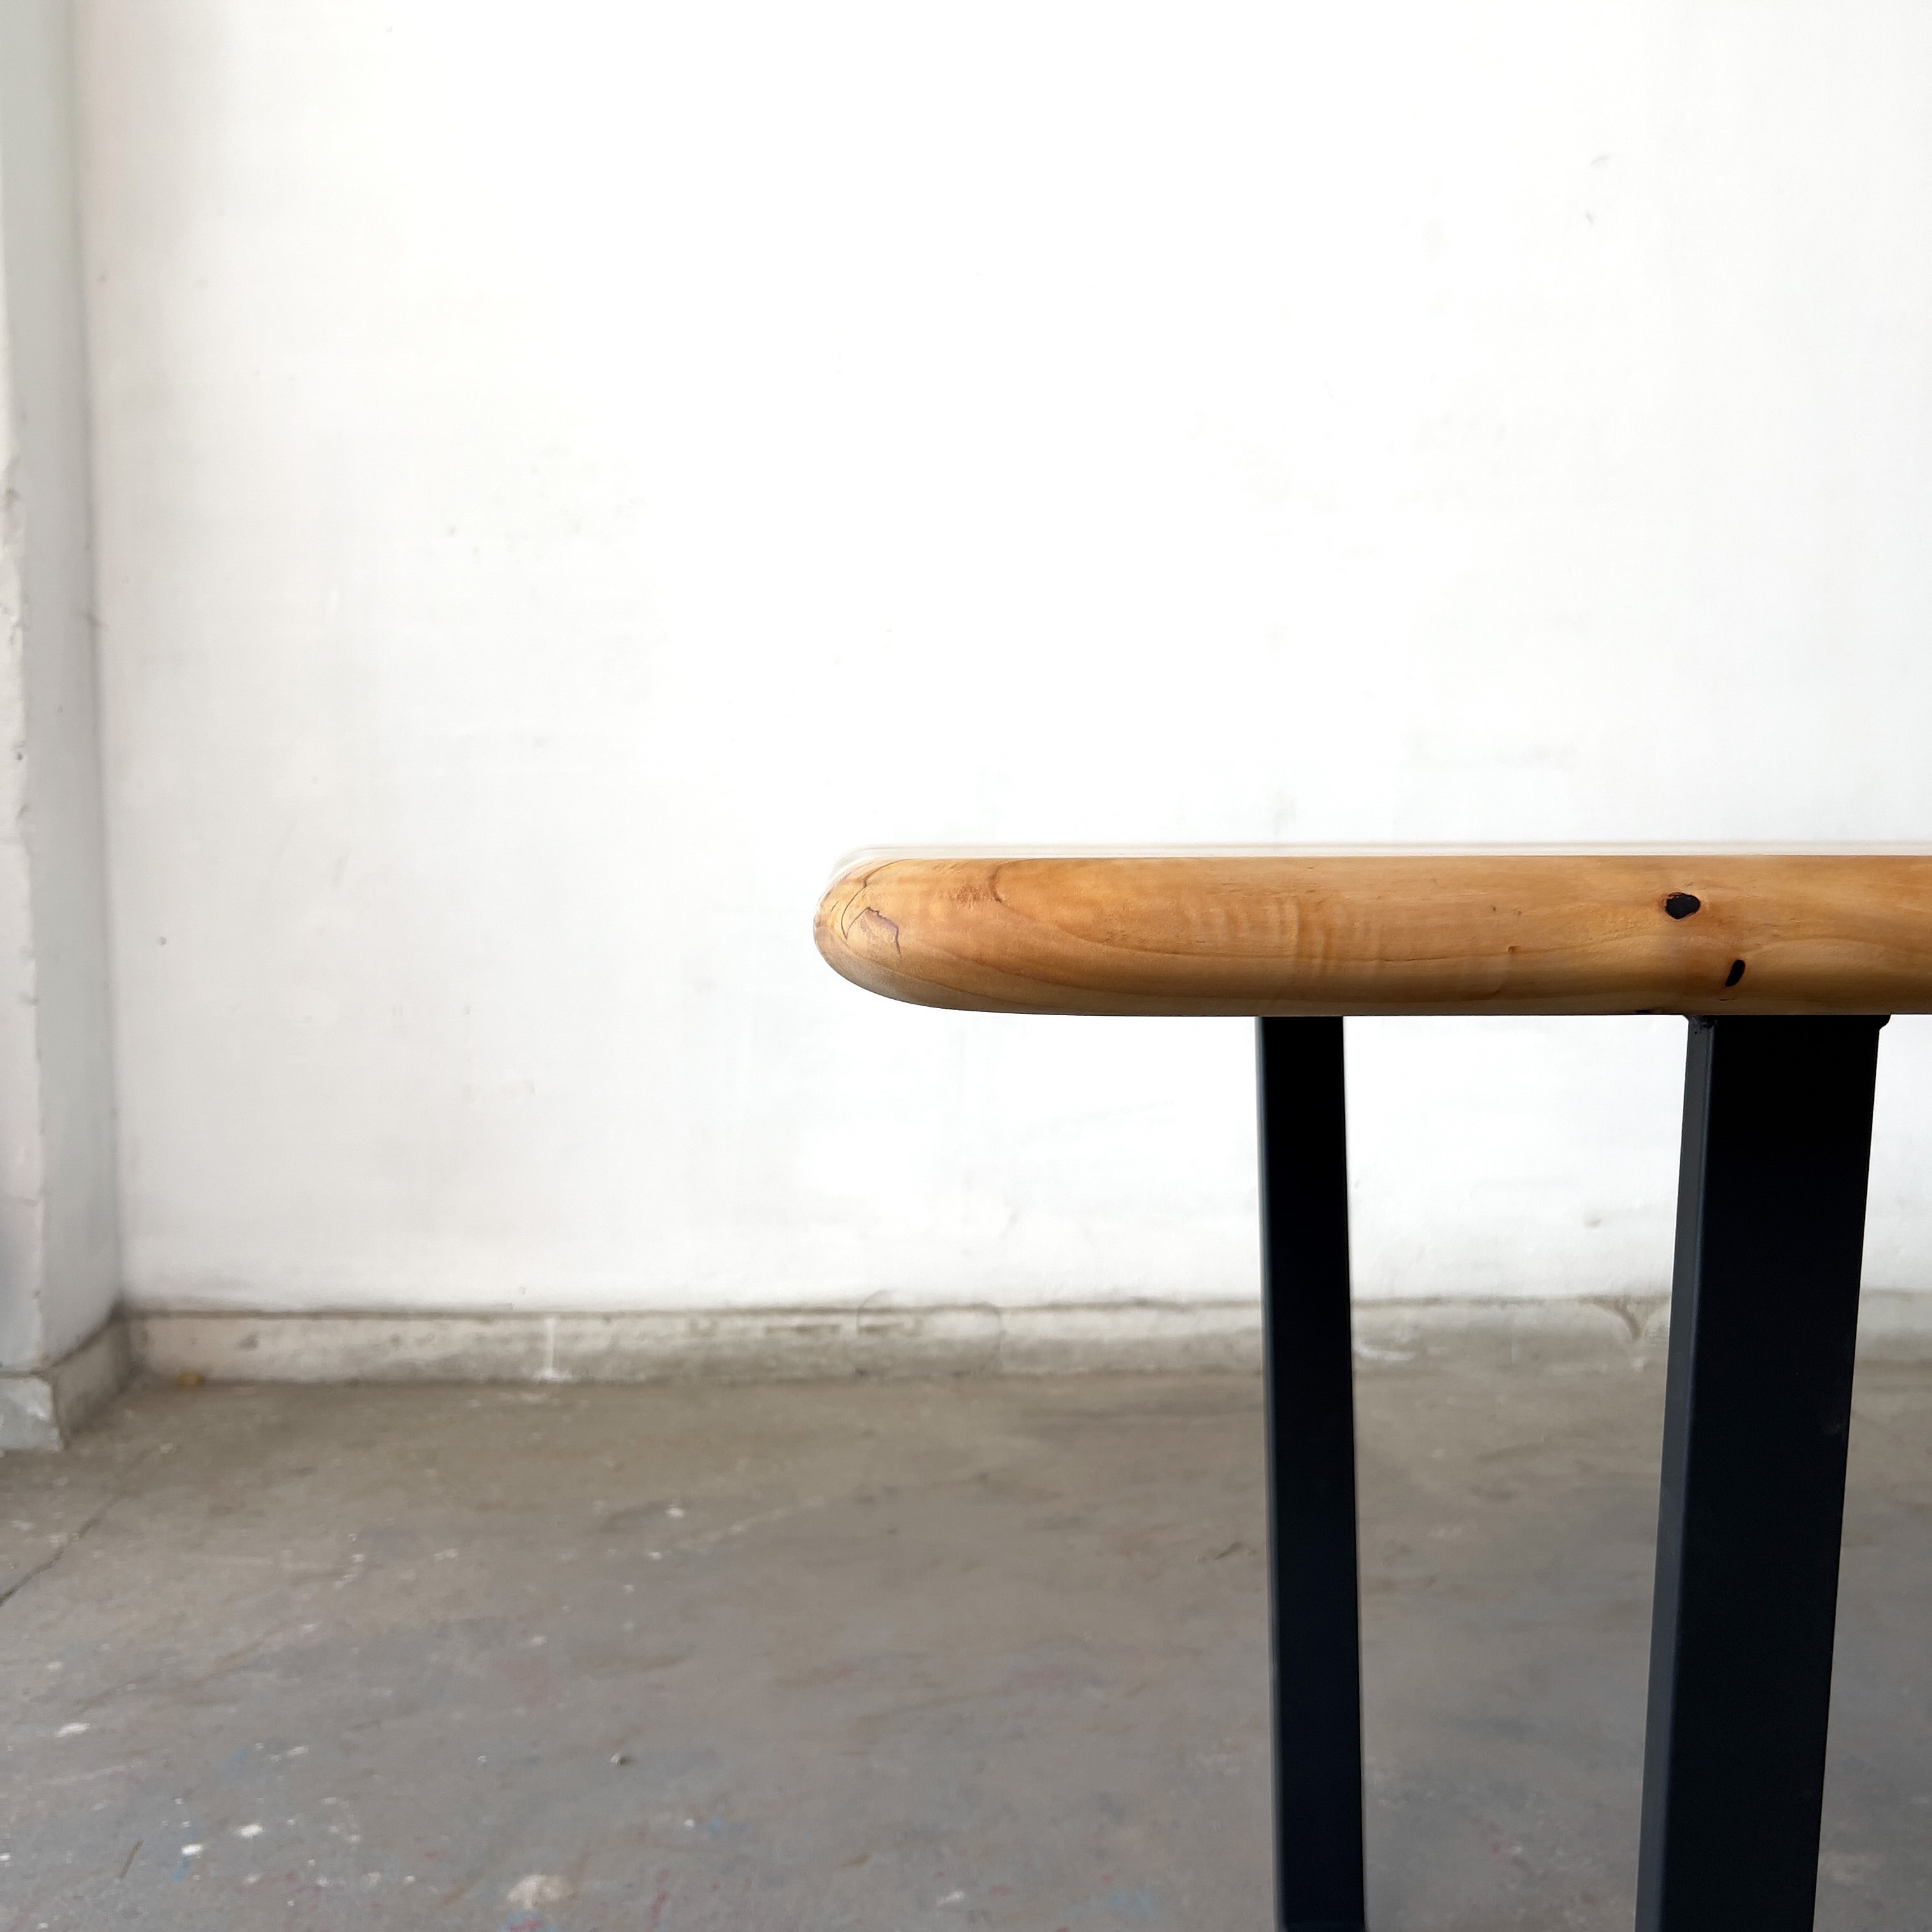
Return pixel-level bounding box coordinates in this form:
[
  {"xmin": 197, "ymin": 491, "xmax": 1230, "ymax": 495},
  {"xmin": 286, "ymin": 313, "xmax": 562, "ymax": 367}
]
[{"xmin": 1, "ymin": 1346, "xmax": 1928, "ymax": 1931}]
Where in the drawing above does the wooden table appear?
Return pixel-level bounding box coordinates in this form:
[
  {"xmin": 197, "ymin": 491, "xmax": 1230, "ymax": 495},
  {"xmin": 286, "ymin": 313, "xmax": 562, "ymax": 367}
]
[{"xmin": 816, "ymin": 850, "xmax": 1932, "ymax": 1932}]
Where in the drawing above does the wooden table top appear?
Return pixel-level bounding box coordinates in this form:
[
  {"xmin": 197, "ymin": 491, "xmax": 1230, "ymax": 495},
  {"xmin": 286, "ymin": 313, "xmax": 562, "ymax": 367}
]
[{"xmin": 814, "ymin": 850, "xmax": 1932, "ymax": 1016}]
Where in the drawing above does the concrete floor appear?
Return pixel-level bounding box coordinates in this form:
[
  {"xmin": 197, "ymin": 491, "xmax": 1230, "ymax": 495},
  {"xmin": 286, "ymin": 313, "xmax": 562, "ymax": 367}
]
[{"xmin": 1, "ymin": 1344, "xmax": 1928, "ymax": 1931}]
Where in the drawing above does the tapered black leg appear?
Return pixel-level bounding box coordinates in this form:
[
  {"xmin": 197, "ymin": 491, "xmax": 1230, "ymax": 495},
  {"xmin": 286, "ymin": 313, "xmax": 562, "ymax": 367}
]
[
  {"xmin": 1258, "ymin": 1017, "xmax": 1367, "ymax": 1932},
  {"xmin": 1636, "ymin": 1015, "xmax": 1885, "ymax": 1932}
]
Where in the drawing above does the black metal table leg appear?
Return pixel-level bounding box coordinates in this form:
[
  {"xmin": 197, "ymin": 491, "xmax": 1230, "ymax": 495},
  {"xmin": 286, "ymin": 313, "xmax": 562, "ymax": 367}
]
[
  {"xmin": 1636, "ymin": 1015, "xmax": 1885, "ymax": 1932},
  {"xmin": 1258, "ymin": 1017, "xmax": 1367, "ymax": 1932}
]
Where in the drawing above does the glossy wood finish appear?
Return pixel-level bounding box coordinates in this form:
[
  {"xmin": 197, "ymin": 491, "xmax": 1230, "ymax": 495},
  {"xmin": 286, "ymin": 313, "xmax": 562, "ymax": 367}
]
[{"xmin": 814, "ymin": 852, "xmax": 1932, "ymax": 1016}]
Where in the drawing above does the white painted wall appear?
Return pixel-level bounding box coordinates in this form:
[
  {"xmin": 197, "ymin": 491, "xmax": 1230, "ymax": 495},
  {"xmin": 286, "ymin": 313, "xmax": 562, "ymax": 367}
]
[
  {"xmin": 75, "ymin": 2, "xmax": 1932, "ymax": 1318},
  {"xmin": 0, "ymin": 0, "xmax": 120, "ymax": 1369}
]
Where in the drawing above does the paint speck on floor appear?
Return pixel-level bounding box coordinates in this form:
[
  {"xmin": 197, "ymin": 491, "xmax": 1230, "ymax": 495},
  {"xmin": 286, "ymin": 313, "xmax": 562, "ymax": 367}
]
[{"xmin": 504, "ymin": 1873, "xmax": 574, "ymax": 1908}]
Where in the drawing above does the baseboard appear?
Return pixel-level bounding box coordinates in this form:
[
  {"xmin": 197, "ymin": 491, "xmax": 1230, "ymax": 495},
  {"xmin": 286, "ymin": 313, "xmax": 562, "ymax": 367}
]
[
  {"xmin": 121, "ymin": 1290, "xmax": 1932, "ymax": 1388},
  {"xmin": 0, "ymin": 1317, "xmax": 134, "ymax": 1449}
]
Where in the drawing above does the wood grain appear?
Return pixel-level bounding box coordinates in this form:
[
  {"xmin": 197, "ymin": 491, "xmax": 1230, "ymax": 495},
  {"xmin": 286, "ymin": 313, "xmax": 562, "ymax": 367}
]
[{"xmin": 814, "ymin": 852, "xmax": 1932, "ymax": 1016}]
